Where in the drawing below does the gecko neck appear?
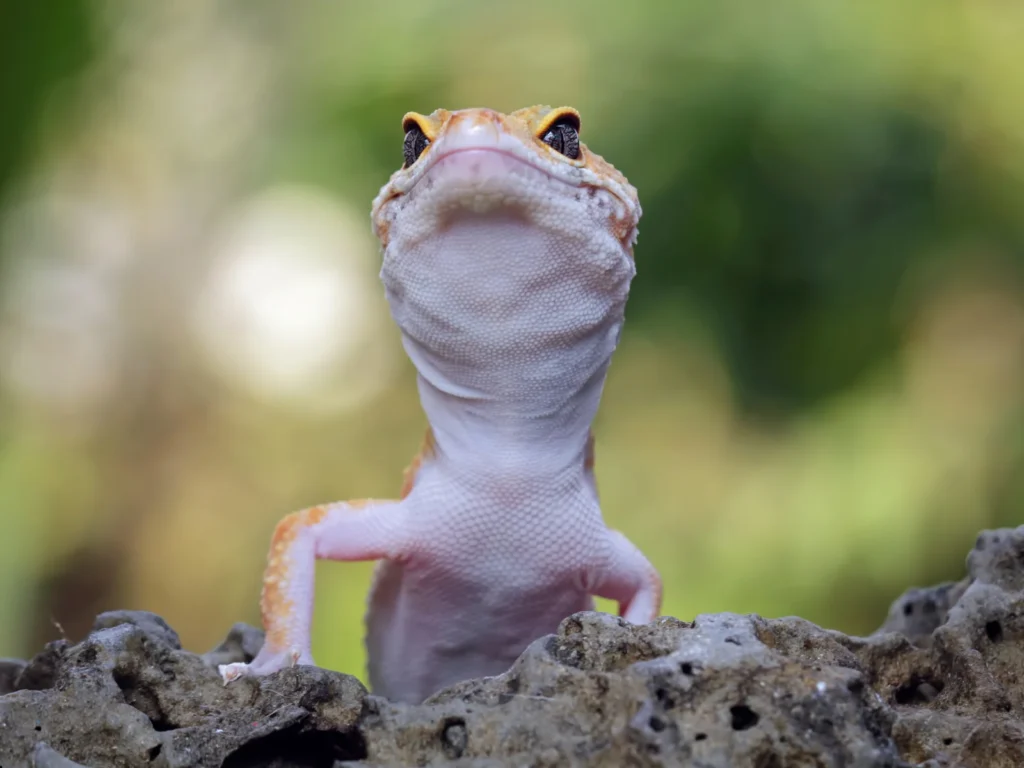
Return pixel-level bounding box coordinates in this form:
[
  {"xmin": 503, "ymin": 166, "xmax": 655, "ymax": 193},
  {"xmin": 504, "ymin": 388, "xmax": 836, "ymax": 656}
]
[
  {"xmin": 381, "ymin": 215, "xmax": 635, "ymax": 476},
  {"xmin": 407, "ymin": 335, "xmax": 616, "ymax": 475}
]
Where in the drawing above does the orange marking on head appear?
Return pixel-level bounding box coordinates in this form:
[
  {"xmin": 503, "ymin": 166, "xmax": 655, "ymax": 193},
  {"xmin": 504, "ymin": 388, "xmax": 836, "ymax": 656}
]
[{"xmin": 446, "ymin": 108, "xmax": 502, "ymax": 139}]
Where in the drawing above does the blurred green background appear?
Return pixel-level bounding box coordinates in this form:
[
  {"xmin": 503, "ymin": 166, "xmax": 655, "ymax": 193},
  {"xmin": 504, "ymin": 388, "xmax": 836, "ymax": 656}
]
[{"xmin": 1, "ymin": 1, "xmax": 1022, "ymax": 684}]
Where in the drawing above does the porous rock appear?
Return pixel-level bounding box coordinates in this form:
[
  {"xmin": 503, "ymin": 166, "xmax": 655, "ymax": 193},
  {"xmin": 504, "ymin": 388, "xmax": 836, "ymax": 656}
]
[
  {"xmin": 0, "ymin": 526, "xmax": 1022, "ymax": 767},
  {"xmin": 0, "ymin": 612, "xmax": 366, "ymax": 767}
]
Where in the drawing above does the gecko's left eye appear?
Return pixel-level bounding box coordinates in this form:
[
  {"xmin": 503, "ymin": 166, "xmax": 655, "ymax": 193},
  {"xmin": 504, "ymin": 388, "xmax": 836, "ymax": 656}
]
[
  {"xmin": 541, "ymin": 117, "xmax": 581, "ymax": 160},
  {"xmin": 403, "ymin": 124, "xmax": 430, "ymax": 167}
]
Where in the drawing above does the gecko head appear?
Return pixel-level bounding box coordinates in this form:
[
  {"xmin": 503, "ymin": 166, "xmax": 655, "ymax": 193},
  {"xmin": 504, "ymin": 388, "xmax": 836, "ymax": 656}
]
[
  {"xmin": 370, "ymin": 106, "xmax": 642, "ymax": 397},
  {"xmin": 371, "ymin": 105, "xmax": 640, "ymax": 260}
]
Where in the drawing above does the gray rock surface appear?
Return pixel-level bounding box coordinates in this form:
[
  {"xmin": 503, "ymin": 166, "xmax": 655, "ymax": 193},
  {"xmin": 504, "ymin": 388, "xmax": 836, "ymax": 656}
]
[{"xmin": 1, "ymin": 526, "xmax": 1022, "ymax": 767}]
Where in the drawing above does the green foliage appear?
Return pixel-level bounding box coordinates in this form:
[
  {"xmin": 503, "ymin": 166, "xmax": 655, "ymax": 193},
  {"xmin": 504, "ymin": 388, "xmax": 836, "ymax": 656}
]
[{"xmin": 0, "ymin": 3, "xmax": 93, "ymax": 209}]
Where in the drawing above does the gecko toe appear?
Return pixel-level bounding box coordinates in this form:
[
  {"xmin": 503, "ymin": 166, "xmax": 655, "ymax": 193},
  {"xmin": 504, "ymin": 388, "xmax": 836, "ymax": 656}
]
[{"xmin": 218, "ymin": 662, "xmax": 249, "ymax": 685}]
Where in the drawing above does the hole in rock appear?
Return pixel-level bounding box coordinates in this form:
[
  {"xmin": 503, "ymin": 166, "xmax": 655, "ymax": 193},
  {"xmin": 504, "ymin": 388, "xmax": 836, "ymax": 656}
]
[
  {"xmin": 441, "ymin": 717, "xmax": 468, "ymax": 760},
  {"xmin": 695, "ymin": 732, "xmax": 707, "ymax": 741},
  {"xmin": 655, "ymin": 687, "xmax": 676, "ymax": 710},
  {"xmin": 113, "ymin": 670, "xmax": 176, "ymax": 731},
  {"xmin": 730, "ymin": 704, "xmax": 759, "ymax": 731},
  {"xmin": 223, "ymin": 727, "xmax": 367, "ymax": 768},
  {"xmin": 985, "ymin": 620, "xmax": 1003, "ymax": 643},
  {"xmin": 648, "ymin": 716, "xmax": 666, "ymax": 732},
  {"xmin": 893, "ymin": 675, "xmax": 944, "ymax": 706}
]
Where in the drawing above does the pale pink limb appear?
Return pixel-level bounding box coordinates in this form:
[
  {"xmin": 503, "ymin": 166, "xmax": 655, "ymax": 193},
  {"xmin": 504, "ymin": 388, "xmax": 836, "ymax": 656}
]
[
  {"xmin": 587, "ymin": 529, "xmax": 662, "ymax": 624},
  {"xmin": 219, "ymin": 498, "xmax": 409, "ymax": 684}
]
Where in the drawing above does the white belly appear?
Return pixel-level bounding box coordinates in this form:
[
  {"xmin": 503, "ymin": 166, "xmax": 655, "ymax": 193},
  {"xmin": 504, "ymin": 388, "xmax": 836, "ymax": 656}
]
[{"xmin": 364, "ymin": 559, "xmax": 593, "ymax": 704}]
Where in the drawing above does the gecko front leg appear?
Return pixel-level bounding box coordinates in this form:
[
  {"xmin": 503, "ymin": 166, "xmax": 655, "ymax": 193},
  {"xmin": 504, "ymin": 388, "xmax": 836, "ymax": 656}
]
[
  {"xmin": 219, "ymin": 498, "xmax": 410, "ymax": 684},
  {"xmin": 586, "ymin": 528, "xmax": 663, "ymax": 625}
]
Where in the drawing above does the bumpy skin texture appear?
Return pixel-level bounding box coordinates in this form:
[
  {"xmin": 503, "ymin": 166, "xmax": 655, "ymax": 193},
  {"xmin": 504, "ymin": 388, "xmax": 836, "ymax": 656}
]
[{"xmin": 219, "ymin": 105, "xmax": 662, "ymax": 704}]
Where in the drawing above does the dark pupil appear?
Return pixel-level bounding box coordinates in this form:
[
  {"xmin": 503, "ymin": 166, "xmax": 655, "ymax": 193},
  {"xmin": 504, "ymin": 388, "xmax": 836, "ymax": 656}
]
[
  {"xmin": 403, "ymin": 127, "xmax": 430, "ymax": 167},
  {"xmin": 542, "ymin": 122, "xmax": 580, "ymax": 159}
]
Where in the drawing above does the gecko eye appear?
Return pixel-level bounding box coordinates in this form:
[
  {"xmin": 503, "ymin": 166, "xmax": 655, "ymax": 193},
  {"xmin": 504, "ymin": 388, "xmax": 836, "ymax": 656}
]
[
  {"xmin": 541, "ymin": 118, "xmax": 581, "ymax": 160},
  {"xmin": 403, "ymin": 124, "xmax": 430, "ymax": 167}
]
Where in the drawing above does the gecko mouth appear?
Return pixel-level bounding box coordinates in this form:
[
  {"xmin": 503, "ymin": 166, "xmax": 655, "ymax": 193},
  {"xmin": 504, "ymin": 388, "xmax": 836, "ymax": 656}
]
[
  {"xmin": 385, "ymin": 144, "xmax": 636, "ymax": 242},
  {"xmin": 414, "ymin": 147, "xmax": 579, "ymax": 190}
]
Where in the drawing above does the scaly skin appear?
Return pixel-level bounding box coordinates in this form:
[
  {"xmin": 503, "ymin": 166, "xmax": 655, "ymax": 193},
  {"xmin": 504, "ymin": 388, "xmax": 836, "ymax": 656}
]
[{"xmin": 219, "ymin": 105, "xmax": 662, "ymax": 704}]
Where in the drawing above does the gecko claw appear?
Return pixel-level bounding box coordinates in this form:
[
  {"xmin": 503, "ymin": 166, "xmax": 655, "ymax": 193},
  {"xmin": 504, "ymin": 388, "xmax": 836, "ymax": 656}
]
[{"xmin": 218, "ymin": 662, "xmax": 249, "ymax": 685}]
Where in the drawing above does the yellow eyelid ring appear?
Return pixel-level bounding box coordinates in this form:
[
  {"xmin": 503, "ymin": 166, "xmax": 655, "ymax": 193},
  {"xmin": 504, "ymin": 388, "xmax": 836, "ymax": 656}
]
[
  {"xmin": 401, "ymin": 113, "xmax": 436, "ymax": 141},
  {"xmin": 535, "ymin": 107, "xmax": 582, "ymax": 139}
]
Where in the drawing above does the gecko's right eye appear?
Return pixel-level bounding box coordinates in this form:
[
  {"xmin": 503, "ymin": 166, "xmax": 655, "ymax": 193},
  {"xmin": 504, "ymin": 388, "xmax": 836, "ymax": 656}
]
[
  {"xmin": 539, "ymin": 110, "xmax": 582, "ymax": 160},
  {"xmin": 403, "ymin": 124, "xmax": 430, "ymax": 168}
]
